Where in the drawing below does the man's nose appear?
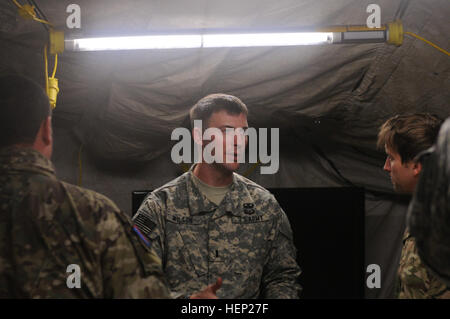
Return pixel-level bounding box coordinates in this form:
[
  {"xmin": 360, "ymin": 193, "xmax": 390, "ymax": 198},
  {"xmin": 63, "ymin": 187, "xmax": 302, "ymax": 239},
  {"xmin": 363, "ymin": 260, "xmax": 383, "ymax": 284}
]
[
  {"xmin": 234, "ymin": 130, "xmax": 247, "ymax": 147},
  {"xmin": 383, "ymin": 157, "xmax": 391, "ymax": 172}
]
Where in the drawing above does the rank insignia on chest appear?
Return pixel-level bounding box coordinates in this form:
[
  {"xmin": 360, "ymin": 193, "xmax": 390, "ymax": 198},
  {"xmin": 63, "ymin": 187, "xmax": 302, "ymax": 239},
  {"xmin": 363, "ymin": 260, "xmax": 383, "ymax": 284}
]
[{"xmin": 243, "ymin": 203, "xmax": 255, "ymax": 215}]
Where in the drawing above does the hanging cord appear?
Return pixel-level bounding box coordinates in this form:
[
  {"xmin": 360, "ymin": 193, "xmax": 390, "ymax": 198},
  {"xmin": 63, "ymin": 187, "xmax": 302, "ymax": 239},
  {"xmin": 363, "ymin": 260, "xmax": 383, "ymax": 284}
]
[
  {"xmin": 404, "ymin": 31, "xmax": 450, "ymax": 57},
  {"xmin": 50, "ymin": 52, "xmax": 58, "ymax": 78},
  {"xmin": 44, "ymin": 44, "xmax": 48, "ymax": 93},
  {"xmin": 12, "ymin": 0, "xmax": 59, "ymax": 107},
  {"xmin": 43, "ymin": 44, "xmax": 58, "ymax": 84}
]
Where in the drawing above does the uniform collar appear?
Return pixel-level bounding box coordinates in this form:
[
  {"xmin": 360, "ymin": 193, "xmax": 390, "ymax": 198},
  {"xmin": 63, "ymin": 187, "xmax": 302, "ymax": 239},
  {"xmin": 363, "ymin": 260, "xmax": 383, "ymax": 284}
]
[
  {"xmin": 0, "ymin": 146, "xmax": 56, "ymax": 178},
  {"xmin": 185, "ymin": 164, "xmax": 255, "ymax": 217}
]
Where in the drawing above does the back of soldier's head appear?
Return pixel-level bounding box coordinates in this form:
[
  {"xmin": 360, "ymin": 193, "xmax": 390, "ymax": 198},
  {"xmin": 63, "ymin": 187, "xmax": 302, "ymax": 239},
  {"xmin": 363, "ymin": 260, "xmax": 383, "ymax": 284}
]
[
  {"xmin": 377, "ymin": 113, "xmax": 443, "ymax": 163},
  {"xmin": 0, "ymin": 74, "xmax": 51, "ymax": 148}
]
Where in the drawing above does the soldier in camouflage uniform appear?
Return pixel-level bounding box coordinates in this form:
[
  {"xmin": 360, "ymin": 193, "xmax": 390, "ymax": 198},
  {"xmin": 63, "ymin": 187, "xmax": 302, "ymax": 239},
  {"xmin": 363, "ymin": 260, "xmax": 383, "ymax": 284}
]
[
  {"xmin": 406, "ymin": 117, "xmax": 450, "ymax": 298},
  {"xmin": 133, "ymin": 94, "xmax": 301, "ymax": 299},
  {"xmin": 0, "ymin": 74, "xmax": 170, "ymax": 298},
  {"xmin": 378, "ymin": 113, "xmax": 449, "ymax": 298}
]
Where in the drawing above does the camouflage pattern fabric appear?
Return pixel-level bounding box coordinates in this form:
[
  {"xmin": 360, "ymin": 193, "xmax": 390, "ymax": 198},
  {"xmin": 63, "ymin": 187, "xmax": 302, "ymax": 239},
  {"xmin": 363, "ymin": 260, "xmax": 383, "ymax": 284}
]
[
  {"xmin": 406, "ymin": 117, "xmax": 450, "ymax": 294},
  {"xmin": 133, "ymin": 165, "xmax": 302, "ymax": 299},
  {"xmin": 0, "ymin": 147, "xmax": 170, "ymax": 298},
  {"xmin": 397, "ymin": 228, "xmax": 450, "ymax": 298}
]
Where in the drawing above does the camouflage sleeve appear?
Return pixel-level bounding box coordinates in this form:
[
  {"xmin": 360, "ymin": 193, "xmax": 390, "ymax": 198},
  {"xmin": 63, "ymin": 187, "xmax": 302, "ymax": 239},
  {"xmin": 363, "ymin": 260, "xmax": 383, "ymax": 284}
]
[
  {"xmin": 260, "ymin": 200, "xmax": 302, "ymax": 299},
  {"xmin": 100, "ymin": 205, "xmax": 171, "ymax": 298},
  {"xmin": 25, "ymin": 181, "xmax": 170, "ymax": 299},
  {"xmin": 132, "ymin": 193, "xmax": 166, "ymax": 265},
  {"xmin": 398, "ymin": 233, "xmax": 450, "ymax": 299},
  {"xmin": 132, "ymin": 194, "xmax": 189, "ymax": 299}
]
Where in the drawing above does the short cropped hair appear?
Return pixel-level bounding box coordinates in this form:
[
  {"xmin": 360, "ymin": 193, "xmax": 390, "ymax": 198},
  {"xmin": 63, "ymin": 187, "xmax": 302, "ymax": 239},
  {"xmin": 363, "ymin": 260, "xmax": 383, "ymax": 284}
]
[
  {"xmin": 377, "ymin": 113, "xmax": 442, "ymax": 164},
  {"xmin": 189, "ymin": 93, "xmax": 248, "ymax": 129},
  {"xmin": 0, "ymin": 74, "xmax": 51, "ymax": 148}
]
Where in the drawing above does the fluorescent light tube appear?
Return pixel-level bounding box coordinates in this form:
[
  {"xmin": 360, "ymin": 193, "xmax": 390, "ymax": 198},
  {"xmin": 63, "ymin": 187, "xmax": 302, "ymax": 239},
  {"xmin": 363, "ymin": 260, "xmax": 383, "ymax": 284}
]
[
  {"xmin": 203, "ymin": 32, "xmax": 333, "ymax": 47},
  {"xmin": 69, "ymin": 35, "xmax": 202, "ymax": 51},
  {"xmin": 56, "ymin": 21, "xmax": 403, "ymax": 53},
  {"xmin": 66, "ymin": 32, "xmax": 333, "ymax": 51}
]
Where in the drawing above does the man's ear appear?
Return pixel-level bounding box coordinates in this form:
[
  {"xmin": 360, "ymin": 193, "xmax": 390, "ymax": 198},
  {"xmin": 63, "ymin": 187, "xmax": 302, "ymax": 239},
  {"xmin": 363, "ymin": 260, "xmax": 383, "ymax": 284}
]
[
  {"xmin": 412, "ymin": 161, "xmax": 422, "ymax": 177},
  {"xmin": 32, "ymin": 116, "xmax": 53, "ymax": 159},
  {"xmin": 42, "ymin": 116, "xmax": 52, "ymax": 146},
  {"xmin": 192, "ymin": 127, "xmax": 203, "ymax": 146}
]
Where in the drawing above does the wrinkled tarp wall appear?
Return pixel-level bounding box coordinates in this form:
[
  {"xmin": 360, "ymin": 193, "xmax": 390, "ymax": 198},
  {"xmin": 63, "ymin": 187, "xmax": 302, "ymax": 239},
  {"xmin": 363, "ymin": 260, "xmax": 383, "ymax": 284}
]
[{"xmin": 1, "ymin": 0, "xmax": 449, "ymax": 298}]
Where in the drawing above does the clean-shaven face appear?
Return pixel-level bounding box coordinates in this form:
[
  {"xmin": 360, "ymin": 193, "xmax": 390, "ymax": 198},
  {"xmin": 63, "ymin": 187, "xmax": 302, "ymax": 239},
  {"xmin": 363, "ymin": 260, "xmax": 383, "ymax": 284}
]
[
  {"xmin": 205, "ymin": 110, "xmax": 248, "ymax": 173},
  {"xmin": 383, "ymin": 145, "xmax": 417, "ymax": 194}
]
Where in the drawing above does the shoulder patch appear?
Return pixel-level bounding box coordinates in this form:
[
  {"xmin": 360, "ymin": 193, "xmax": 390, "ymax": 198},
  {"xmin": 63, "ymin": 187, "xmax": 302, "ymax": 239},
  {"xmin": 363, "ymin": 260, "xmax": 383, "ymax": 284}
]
[
  {"xmin": 133, "ymin": 225, "xmax": 151, "ymax": 248},
  {"xmin": 133, "ymin": 211, "xmax": 157, "ymax": 237}
]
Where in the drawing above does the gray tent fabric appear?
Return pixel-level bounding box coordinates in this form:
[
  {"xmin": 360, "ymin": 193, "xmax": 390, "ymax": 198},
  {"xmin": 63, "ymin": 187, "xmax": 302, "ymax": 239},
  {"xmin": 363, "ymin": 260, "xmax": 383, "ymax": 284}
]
[{"xmin": 1, "ymin": 0, "xmax": 449, "ymax": 298}]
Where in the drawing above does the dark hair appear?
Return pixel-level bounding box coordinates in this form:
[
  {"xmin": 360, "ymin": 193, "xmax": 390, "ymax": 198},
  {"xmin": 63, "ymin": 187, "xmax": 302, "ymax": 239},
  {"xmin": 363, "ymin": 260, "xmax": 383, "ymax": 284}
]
[
  {"xmin": 377, "ymin": 113, "xmax": 442, "ymax": 163},
  {"xmin": 0, "ymin": 74, "xmax": 51, "ymax": 148},
  {"xmin": 189, "ymin": 93, "xmax": 248, "ymax": 129}
]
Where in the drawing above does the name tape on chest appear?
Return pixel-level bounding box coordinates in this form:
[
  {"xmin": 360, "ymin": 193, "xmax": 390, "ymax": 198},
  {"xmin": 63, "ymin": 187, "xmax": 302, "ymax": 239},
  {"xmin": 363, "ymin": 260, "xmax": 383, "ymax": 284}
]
[
  {"xmin": 232, "ymin": 215, "xmax": 266, "ymax": 224},
  {"xmin": 169, "ymin": 215, "xmax": 194, "ymax": 224}
]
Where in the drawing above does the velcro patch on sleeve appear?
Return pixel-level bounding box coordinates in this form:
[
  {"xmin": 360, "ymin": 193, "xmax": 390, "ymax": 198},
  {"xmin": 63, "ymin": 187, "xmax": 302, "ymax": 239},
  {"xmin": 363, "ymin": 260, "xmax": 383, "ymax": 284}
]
[
  {"xmin": 133, "ymin": 211, "xmax": 157, "ymax": 237},
  {"xmin": 132, "ymin": 225, "xmax": 151, "ymax": 248}
]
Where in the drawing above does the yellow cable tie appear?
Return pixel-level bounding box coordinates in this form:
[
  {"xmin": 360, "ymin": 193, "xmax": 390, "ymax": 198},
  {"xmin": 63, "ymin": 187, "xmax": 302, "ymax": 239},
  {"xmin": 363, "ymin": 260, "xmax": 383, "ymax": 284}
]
[{"xmin": 405, "ymin": 31, "xmax": 450, "ymax": 57}]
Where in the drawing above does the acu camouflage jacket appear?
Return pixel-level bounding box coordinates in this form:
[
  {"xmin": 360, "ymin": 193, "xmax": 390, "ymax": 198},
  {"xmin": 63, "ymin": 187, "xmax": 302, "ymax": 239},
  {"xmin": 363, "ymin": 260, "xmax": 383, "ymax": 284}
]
[{"xmin": 133, "ymin": 167, "xmax": 302, "ymax": 299}]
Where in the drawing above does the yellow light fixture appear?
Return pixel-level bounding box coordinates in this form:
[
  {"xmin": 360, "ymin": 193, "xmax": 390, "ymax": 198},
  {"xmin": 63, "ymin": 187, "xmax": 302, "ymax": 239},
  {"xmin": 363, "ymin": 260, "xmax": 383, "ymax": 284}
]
[{"xmin": 56, "ymin": 21, "xmax": 404, "ymax": 52}]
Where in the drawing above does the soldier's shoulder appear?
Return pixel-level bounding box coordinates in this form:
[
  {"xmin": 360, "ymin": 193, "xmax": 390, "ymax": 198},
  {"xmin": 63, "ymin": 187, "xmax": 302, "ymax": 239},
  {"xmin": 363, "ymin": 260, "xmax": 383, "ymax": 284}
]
[
  {"xmin": 62, "ymin": 181, "xmax": 120, "ymax": 213},
  {"xmin": 145, "ymin": 172, "xmax": 189, "ymax": 203},
  {"xmin": 154, "ymin": 173, "xmax": 188, "ymax": 193},
  {"xmin": 234, "ymin": 173, "xmax": 275, "ymax": 201}
]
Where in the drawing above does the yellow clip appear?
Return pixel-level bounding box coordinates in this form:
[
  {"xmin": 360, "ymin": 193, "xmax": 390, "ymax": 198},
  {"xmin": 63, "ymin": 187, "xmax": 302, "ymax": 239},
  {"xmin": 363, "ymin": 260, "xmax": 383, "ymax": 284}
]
[
  {"xmin": 47, "ymin": 77, "xmax": 59, "ymax": 109},
  {"xmin": 49, "ymin": 29, "xmax": 65, "ymax": 55},
  {"xmin": 387, "ymin": 20, "xmax": 403, "ymax": 46}
]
